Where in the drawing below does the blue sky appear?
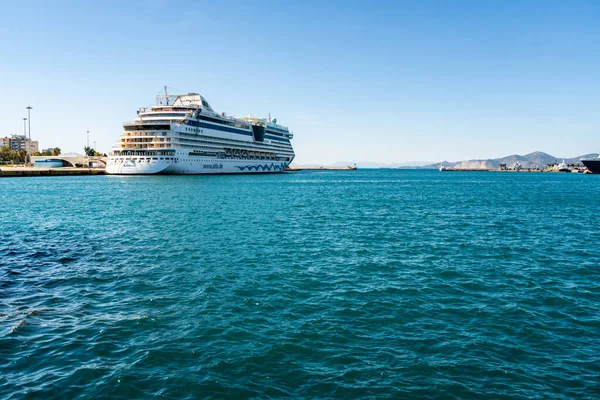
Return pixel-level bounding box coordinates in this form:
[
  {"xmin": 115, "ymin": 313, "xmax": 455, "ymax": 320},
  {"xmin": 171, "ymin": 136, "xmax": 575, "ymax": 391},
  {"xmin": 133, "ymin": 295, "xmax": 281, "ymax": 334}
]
[{"xmin": 1, "ymin": 0, "xmax": 599, "ymax": 164}]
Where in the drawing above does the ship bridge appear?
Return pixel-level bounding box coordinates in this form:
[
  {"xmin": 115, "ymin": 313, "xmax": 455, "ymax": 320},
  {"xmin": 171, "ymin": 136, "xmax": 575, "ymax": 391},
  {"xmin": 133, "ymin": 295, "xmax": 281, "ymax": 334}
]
[
  {"xmin": 155, "ymin": 86, "xmax": 214, "ymax": 112},
  {"xmin": 172, "ymin": 94, "xmax": 213, "ymax": 111}
]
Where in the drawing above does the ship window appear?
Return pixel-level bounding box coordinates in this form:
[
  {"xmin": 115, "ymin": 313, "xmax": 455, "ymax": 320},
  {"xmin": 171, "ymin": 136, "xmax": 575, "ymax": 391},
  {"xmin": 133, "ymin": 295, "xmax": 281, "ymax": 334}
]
[{"xmin": 124, "ymin": 124, "xmax": 170, "ymax": 131}]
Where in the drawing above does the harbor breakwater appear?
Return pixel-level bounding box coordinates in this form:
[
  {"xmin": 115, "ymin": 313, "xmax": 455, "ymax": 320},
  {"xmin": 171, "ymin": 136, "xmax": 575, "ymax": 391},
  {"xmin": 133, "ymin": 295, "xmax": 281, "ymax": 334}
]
[{"xmin": 0, "ymin": 167, "xmax": 105, "ymax": 177}]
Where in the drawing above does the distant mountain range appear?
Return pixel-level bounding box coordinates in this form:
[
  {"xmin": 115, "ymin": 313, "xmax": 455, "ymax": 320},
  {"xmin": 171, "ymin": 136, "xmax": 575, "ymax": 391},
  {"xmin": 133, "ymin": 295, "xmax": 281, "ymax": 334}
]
[
  {"xmin": 424, "ymin": 151, "xmax": 599, "ymax": 170},
  {"xmin": 293, "ymin": 152, "xmax": 599, "ymax": 170}
]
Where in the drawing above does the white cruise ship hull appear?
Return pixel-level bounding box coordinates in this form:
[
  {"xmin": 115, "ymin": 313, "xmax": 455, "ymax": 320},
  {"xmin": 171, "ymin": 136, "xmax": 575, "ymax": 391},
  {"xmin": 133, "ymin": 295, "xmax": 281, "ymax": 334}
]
[{"xmin": 106, "ymin": 157, "xmax": 290, "ymax": 175}]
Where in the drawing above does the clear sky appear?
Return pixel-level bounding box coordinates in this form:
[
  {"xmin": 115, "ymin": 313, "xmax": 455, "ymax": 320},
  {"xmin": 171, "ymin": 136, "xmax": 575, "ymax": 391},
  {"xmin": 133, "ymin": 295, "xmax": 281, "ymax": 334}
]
[{"xmin": 1, "ymin": 0, "xmax": 599, "ymax": 164}]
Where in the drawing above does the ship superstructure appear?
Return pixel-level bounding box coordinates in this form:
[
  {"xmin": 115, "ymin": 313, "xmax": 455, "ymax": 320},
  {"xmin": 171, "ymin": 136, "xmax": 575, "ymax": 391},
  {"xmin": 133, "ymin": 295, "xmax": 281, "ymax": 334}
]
[{"xmin": 106, "ymin": 88, "xmax": 295, "ymax": 174}]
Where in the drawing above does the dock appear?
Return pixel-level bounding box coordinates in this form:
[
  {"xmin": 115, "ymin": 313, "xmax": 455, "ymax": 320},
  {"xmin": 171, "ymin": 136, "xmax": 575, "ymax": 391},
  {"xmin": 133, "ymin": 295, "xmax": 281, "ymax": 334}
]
[
  {"xmin": 286, "ymin": 165, "xmax": 357, "ymax": 171},
  {"xmin": 0, "ymin": 167, "xmax": 106, "ymax": 177},
  {"xmin": 0, "ymin": 166, "xmax": 358, "ymax": 176}
]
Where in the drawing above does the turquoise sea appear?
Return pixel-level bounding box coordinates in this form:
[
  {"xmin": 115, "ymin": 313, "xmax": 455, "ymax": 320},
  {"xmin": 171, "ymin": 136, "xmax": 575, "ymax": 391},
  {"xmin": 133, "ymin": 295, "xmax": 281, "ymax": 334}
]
[{"xmin": 1, "ymin": 170, "xmax": 599, "ymax": 399}]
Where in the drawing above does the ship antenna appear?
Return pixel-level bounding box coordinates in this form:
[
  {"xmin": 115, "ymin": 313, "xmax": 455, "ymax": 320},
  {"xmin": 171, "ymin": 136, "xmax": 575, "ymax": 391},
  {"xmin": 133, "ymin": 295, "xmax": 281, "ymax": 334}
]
[{"xmin": 164, "ymin": 86, "xmax": 169, "ymax": 106}]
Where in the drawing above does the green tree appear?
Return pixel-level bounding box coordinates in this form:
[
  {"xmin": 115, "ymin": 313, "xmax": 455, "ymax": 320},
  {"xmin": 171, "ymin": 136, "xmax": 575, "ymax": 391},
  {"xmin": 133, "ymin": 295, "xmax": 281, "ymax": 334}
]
[
  {"xmin": 53, "ymin": 147, "xmax": 61, "ymax": 156},
  {"xmin": 84, "ymin": 146, "xmax": 95, "ymax": 157},
  {"xmin": 0, "ymin": 146, "xmax": 12, "ymax": 162},
  {"xmin": 0, "ymin": 147, "xmax": 29, "ymax": 164},
  {"xmin": 17, "ymin": 149, "xmax": 28, "ymax": 164}
]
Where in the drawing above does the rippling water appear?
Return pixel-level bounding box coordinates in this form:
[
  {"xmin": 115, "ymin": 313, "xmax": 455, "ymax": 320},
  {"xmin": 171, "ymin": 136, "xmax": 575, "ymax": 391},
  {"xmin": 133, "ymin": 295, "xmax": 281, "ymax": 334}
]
[{"xmin": 1, "ymin": 170, "xmax": 599, "ymax": 398}]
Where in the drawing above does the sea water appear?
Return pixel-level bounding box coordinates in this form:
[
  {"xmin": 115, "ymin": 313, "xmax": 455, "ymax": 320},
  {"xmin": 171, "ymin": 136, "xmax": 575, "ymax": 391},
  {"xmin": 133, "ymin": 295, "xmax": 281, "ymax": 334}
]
[{"xmin": 1, "ymin": 170, "xmax": 599, "ymax": 398}]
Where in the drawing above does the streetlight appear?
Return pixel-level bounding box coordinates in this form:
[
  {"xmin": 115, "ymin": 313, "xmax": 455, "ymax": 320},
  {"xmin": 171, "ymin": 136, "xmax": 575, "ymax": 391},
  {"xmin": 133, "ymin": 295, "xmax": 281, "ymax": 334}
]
[
  {"xmin": 22, "ymin": 118, "xmax": 29, "ymax": 164},
  {"xmin": 26, "ymin": 106, "xmax": 32, "ymax": 142},
  {"xmin": 87, "ymin": 130, "xmax": 90, "ymax": 148}
]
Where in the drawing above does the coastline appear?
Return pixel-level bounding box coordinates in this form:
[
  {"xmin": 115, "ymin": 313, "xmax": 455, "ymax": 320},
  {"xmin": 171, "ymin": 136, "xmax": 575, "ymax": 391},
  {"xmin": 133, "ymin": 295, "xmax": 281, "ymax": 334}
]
[{"xmin": 2, "ymin": 165, "xmax": 595, "ymax": 177}]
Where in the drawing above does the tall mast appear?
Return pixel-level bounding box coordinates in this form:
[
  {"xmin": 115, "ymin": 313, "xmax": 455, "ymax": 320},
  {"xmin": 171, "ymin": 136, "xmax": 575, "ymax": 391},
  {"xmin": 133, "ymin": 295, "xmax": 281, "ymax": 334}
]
[{"xmin": 164, "ymin": 86, "xmax": 169, "ymax": 105}]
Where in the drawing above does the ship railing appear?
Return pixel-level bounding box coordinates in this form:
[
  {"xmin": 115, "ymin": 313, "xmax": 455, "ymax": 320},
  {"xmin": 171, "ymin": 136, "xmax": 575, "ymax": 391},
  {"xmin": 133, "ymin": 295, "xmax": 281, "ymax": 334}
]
[
  {"xmin": 123, "ymin": 120, "xmax": 178, "ymax": 125},
  {"xmin": 267, "ymin": 121, "xmax": 289, "ymax": 130}
]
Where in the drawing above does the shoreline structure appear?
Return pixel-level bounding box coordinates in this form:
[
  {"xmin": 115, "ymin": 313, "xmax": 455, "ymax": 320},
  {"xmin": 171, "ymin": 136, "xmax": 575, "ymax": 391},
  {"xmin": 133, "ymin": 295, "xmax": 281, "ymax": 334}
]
[
  {"xmin": 0, "ymin": 167, "xmax": 106, "ymax": 177},
  {"xmin": 2, "ymin": 165, "xmax": 596, "ymax": 177},
  {"xmin": 0, "ymin": 165, "xmax": 357, "ymax": 177}
]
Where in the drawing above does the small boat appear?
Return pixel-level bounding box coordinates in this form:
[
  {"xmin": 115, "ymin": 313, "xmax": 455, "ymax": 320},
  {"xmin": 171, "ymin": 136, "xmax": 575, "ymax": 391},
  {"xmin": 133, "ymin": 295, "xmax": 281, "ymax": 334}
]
[{"xmin": 556, "ymin": 160, "xmax": 570, "ymax": 172}]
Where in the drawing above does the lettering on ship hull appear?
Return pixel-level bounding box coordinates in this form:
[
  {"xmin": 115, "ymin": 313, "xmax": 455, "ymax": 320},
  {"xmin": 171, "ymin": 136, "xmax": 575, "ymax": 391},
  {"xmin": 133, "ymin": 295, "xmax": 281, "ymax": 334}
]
[{"xmin": 203, "ymin": 163, "xmax": 224, "ymax": 170}]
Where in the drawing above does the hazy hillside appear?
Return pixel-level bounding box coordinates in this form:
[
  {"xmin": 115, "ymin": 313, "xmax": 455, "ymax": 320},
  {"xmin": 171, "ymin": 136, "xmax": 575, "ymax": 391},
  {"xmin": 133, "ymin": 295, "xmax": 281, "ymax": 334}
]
[
  {"xmin": 423, "ymin": 152, "xmax": 598, "ymax": 169},
  {"xmin": 293, "ymin": 152, "xmax": 599, "ymax": 169}
]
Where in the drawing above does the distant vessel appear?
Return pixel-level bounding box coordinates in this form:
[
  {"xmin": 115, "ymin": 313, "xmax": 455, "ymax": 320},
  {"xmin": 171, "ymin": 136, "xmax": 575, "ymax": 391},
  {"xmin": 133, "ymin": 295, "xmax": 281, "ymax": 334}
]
[
  {"xmin": 106, "ymin": 88, "xmax": 295, "ymax": 174},
  {"xmin": 556, "ymin": 160, "xmax": 570, "ymax": 172},
  {"xmin": 582, "ymin": 156, "xmax": 600, "ymax": 174}
]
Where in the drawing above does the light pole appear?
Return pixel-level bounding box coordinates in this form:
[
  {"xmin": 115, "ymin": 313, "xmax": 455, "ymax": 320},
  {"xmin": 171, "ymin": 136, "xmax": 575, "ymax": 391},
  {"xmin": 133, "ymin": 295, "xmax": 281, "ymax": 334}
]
[
  {"xmin": 23, "ymin": 118, "xmax": 28, "ymax": 164},
  {"xmin": 26, "ymin": 106, "xmax": 32, "ymax": 142},
  {"xmin": 87, "ymin": 130, "xmax": 90, "ymax": 148}
]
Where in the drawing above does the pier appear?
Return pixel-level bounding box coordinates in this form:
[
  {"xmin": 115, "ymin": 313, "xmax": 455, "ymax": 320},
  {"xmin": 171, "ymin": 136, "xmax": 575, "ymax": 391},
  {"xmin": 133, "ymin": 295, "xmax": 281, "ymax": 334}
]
[
  {"xmin": 286, "ymin": 165, "xmax": 357, "ymax": 171},
  {"xmin": 0, "ymin": 166, "xmax": 358, "ymax": 176},
  {"xmin": 0, "ymin": 167, "xmax": 106, "ymax": 177}
]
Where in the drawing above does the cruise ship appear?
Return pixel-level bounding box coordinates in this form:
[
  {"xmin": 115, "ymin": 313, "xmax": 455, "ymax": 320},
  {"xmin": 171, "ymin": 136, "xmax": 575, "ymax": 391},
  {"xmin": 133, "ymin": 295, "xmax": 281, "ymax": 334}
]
[{"xmin": 106, "ymin": 88, "xmax": 295, "ymax": 174}]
